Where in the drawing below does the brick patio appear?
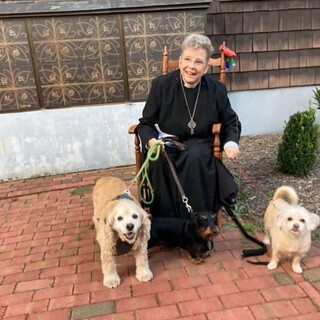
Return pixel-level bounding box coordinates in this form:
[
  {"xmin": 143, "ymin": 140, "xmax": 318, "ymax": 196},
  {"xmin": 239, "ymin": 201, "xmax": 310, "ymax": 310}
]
[{"xmin": 1, "ymin": 166, "xmax": 320, "ymax": 320}]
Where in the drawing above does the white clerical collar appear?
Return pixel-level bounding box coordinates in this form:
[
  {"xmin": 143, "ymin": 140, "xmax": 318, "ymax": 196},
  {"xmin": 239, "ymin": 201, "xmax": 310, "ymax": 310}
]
[{"xmin": 181, "ymin": 75, "xmax": 200, "ymax": 89}]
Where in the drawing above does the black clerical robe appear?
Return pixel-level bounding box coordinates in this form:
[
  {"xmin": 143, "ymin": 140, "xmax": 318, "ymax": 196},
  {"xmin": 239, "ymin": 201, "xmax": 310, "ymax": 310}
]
[{"xmin": 137, "ymin": 69, "xmax": 241, "ymax": 218}]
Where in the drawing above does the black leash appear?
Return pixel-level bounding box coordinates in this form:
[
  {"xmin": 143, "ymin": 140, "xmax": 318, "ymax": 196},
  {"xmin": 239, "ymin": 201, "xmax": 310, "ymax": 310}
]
[
  {"xmin": 226, "ymin": 159, "xmax": 274, "ymax": 263},
  {"xmin": 160, "ymin": 144, "xmax": 194, "ymax": 214},
  {"xmin": 161, "ymin": 138, "xmax": 268, "ymax": 263},
  {"xmin": 223, "ymin": 203, "xmax": 267, "ymax": 264}
]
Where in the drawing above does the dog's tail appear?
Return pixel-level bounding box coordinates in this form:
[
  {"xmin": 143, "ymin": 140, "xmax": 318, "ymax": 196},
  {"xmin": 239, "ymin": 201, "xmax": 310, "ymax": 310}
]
[{"xmin": 273, "ymin": 185, "xmax": 298, "ymax": 205}]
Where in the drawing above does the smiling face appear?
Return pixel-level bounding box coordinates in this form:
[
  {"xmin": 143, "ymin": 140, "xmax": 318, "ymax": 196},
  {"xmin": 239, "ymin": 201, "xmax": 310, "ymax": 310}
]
[
  {"xmin": 111, "ymin": 200, "xmax": 143, "ymax": 244},
  {"xmin": 179, "ymin": 47, "xmax": 209, "ymax": 87}
]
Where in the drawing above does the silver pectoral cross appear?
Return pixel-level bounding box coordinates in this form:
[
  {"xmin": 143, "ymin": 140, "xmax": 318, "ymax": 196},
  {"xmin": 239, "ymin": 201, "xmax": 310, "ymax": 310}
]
[{"xmin": 188, "ymin": 119, "xmax": 196, "ymax": 135}]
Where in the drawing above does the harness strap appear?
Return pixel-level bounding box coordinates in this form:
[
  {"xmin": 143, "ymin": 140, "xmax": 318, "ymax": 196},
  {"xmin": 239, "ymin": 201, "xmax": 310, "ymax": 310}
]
[
  {"xmin": 112, "ymin": 193, "xmax": 134, "ymax": 201},
  {"xmin": 114, "ymin": 238, "xmax": 134, "ymax": 256}
]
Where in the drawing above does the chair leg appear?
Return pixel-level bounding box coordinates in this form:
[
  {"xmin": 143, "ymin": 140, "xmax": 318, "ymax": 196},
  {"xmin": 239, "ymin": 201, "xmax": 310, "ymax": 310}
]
[{"xmin": 216, "ymin": 208, "xmax": 223, "ymax": 232}]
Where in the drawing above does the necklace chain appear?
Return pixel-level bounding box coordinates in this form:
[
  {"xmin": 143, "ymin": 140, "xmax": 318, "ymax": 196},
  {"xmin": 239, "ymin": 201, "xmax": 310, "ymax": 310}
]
[{"xmin": 180, "ymin": 75, "xmax": 201, "ymax": 135}]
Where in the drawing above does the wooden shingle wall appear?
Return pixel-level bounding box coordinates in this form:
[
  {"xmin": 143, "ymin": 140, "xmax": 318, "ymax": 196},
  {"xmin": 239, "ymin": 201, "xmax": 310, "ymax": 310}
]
[{"xmin": 207, "ymin": 0, "xmax": 320, "ymax": 91}]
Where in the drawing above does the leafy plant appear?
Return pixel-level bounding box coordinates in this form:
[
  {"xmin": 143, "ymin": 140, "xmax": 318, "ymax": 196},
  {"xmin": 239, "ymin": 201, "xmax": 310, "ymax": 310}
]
[
  {"xmin": 231, "ymin": 204, "xmax": 247, "ymax": 216},
  {"xmin": 312, "ymin": 87, "xmax": 320, "ymax": 109},
  {"xmin": 242, "ymin": 222, "xmax": 255, "ymax": 232},
  {"xmin": 265, "ymin": 190, "xmax": 274, "ymax": 198},
  {"xmin": 313, "ymin": 228, "xmax": 320, "ymax": 240},
  {"xmin": 277, "ymin": 105, "xmax": 319, "ymax": 177}
]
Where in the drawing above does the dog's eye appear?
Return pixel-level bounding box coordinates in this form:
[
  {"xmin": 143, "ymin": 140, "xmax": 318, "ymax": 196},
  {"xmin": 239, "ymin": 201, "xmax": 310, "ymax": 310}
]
[
  {"xmin": 132, "ymin": 214, "xmax": 138, "ymax": 219},
  {"xmin": 117, "ymin": 216, "xmax": 123, "ymax": 221},
  {"xmin": 300, "ymin": 219, "xmax": 305, "ymax": 223},
  {"xmin": 287, "ymin": 217, "xmax": 293, "ymax": 221}
]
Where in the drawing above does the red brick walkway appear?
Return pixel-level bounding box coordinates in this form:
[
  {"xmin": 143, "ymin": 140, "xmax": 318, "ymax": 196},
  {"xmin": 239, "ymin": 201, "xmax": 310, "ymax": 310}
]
[{"xmin": 1, "ymin": 166, "xmax": 320, "ymax": 320}]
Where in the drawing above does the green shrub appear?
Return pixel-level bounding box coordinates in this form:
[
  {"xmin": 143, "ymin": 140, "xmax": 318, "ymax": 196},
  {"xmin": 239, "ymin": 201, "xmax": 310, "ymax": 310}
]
[
  {"xmin": 312, "ymin": 87, "xmax": 320, "ymax": 109},
  {"xmin": 277, "ymin": 105, "xmax": 319, "ymax": 177}
]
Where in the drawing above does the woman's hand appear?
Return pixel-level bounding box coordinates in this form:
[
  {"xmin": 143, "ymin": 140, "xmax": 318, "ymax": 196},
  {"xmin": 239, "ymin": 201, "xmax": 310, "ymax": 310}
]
[
  {"xmin": 148, "ymin": 138, "xmax": 164, "ymax": 148},
  {"xmin": 224, "ymin": 145, "xmax": 240, "ymax": 160}
]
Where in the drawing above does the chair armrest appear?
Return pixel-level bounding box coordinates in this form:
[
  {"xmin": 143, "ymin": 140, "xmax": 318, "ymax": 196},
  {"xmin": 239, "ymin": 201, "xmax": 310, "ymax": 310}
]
[
  {"xmin": 128, "ymin": 124, "xmax": 138, "ymax": 134},
  {"xmin": 128, "ymin": 124, "xmax": 142, "ymax": 178},
  {"xmin": 212, "ymin": 123, "xmax": 222, "ymax": 160}
]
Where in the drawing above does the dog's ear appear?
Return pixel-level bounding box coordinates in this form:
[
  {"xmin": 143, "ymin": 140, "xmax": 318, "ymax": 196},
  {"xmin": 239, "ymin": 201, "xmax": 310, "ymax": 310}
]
[
  {"xmin": 102, "ymin": 202, "xmax": 117, "ymax": 240},
  {"xmin": 104, "ymin": 201, "xmax": 118, "ymax": 226},
  {"xmin": 101, "ymin": 202, "xmax": 119, "ymax": 254},
  {"xmin": 189, "ymin": 212, "xmax": 200, "ymax": 232},
  {"xmin": 131, "ymin": 205, "xmax": 151, "ymax": 250},
  {"xmin": 139, "ymin": 207, "xmax": 151, "ymax": 243},
  {"xmin": 310, "ymin": 213, "xmax": 320, "ymax": 231}
]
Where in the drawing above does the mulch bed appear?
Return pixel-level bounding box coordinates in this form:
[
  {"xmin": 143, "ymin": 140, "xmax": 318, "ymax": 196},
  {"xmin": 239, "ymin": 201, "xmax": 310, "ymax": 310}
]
[{"xmin": 223, "ymin": 134, "xmax": 320, "ymax": 230}]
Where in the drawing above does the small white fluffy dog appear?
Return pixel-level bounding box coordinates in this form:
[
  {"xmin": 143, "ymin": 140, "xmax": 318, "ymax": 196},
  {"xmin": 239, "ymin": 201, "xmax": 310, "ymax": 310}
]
[
  {"xmin": 92, "ymin": 176, "xmax": 153, "ymax": 288},
  {"xmin": 263, "ymin": 185, "xmax": 320, "ymax": 273}
]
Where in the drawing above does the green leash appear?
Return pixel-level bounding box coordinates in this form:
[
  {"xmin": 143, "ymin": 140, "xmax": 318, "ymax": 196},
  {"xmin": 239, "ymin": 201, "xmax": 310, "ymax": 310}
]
[{"xmin": 132, "ymin": 143, "xmax": 161, "ymax": 205}]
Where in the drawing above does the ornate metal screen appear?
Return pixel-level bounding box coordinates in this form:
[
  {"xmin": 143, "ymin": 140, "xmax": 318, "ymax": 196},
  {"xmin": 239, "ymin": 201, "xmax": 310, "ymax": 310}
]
[
  {"xmin": 0, "ymin": 19, "xmax": 39, "ymax": 111},
  {"xmin": 30, "ymin": 15, "xmax": 125, "ymax": 108},
  {"xmin": 124, "ymin": 11, "xmax": 205, "ymax": 101},
  {"xmin": 0, "ymin": 10, "xmax": 205, "ymax": 112}
]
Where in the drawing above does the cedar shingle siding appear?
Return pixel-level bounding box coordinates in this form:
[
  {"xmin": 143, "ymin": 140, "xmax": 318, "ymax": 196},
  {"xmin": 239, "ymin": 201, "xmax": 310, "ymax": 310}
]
[{"xmin": 208, "ymin": 0, "xmax": 320, "ymax": 91}]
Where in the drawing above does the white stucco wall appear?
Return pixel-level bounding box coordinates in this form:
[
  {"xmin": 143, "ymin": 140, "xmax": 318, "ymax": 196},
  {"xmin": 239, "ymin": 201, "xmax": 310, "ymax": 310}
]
[
  {"xmin": 229, "ymin": 86, "xmax": 320, "ymax": 136},
  {"xmin": 1, "ymin": 86, "xmax": 319, "ymax": 181}
]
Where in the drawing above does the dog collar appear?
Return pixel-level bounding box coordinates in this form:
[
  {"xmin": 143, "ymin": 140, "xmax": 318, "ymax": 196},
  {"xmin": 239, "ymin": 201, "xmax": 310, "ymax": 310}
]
[
  {"xmin": 113, "ymin": 193, "xmax": 134, "ymax": 201},
  {"xmin": 114, "ymin": 238, "xmax": 134, "ymax": 256}
]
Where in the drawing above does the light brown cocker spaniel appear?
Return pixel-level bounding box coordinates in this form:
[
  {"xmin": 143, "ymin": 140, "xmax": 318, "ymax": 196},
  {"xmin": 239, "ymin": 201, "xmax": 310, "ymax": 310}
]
[{"xmin": 92, "ymin": 176, "xmax": 153, "ymax": 288}]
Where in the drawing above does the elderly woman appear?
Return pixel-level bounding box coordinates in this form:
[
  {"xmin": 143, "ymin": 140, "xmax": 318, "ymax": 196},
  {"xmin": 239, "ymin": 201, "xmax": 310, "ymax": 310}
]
[{"xmin": 137, "ymin": 33, "xmax": 241, "ymax": 219}]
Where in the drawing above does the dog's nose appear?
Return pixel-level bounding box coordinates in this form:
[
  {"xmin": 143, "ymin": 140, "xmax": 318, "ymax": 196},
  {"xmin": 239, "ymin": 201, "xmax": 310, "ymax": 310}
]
[
  {"xmin": 293, "ymin": 223, "xmax": 299, "ymax": 230},
  {"xmin": 126, "ymin": 223, "xmax": 134, "ymax": 231}
]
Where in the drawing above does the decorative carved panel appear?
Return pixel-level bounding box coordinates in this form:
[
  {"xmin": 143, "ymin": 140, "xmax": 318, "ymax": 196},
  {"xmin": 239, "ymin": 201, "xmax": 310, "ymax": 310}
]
[
  {"xmin": 0, "ymin": 19, "xmax": 39, "ymax": 112},
  {"xmin": 31, "ymin": 15, "xmax": 124, "ymax": 108},
  {"xmin": 0, "ymin": 9, "xmax": 205, "ymax": 112},
  {"xmin": 124, "ymin": 10, "xmax": 205, "ymax": 101}
]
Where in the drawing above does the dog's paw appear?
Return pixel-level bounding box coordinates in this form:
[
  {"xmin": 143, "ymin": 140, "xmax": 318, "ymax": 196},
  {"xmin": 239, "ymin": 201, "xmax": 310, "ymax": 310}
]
[
  {"xmin": 201, "ymin": 252, "xmax": 211, "ymax": 258},
  {"xmin": 136, "ymin": 269, "xmax": 153, "ymax": 282},
  {"xmin": 103, "ymin": 274, "xmax": 121, "ymax": 288},
  {"xmin": 292, "ymin": 264, "xmax": 303, "ymax": 274},
  {"xmin": 267, "ymin": 260, "xmax": 278, "ymax": 270},
  {"xmin": 262, "ymin": 236, "xmax": 271, "ymax": 245},
  {"xmin": 190, "ymin": 257, "xmax": 204, "ymax": 264}
]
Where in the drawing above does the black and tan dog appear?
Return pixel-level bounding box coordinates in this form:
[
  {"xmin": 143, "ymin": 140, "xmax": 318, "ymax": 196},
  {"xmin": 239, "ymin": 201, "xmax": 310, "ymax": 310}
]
[{"xmin": 148, "ymin": 212, "xmax": 217, "ymax": 264}]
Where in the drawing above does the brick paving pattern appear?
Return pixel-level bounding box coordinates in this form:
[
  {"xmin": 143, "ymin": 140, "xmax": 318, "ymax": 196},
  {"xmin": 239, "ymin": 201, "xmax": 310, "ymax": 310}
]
[{"xmin": 1, "ymin": 166, "xmax": 320, "ymax": 319}]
